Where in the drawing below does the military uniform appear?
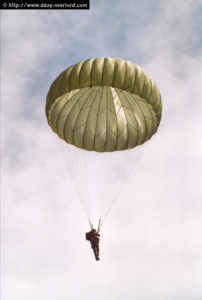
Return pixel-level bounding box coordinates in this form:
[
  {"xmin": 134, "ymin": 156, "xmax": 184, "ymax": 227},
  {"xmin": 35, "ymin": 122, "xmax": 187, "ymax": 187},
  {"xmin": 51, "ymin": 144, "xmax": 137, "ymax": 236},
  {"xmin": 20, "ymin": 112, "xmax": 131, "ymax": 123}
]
[{"xmin": 86, "ymin": 229, "xmax": 100, "ymax": 261}]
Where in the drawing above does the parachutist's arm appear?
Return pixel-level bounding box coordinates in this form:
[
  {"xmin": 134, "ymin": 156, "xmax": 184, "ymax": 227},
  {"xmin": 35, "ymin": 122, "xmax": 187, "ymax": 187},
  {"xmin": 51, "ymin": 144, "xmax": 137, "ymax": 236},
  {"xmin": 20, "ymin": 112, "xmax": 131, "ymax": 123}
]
[
  {"xmin": 97, "ymin": 219, "xmax": 101, "ymax": 232},
  {"xmin": 89, "ymin": 221, "xmax": 93, "ymax": 230}
]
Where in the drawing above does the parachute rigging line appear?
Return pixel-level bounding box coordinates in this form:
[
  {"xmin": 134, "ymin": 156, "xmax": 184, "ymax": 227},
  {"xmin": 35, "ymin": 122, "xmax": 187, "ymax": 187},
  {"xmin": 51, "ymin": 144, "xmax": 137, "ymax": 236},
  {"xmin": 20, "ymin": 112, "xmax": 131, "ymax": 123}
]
[
  {"xmin": 46, "ymin": 57, "xmax": 162, "ymax": 231},
  {"xmin": 99, "ymin": 149, "xmax": 139, "ymax": 230}
]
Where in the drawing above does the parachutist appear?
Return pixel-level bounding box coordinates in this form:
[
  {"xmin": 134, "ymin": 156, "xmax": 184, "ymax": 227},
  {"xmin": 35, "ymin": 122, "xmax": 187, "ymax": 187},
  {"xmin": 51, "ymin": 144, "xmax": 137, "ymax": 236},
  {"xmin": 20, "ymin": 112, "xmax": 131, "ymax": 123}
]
[{"xmin": 86, "ymin": 228, "xmax": 100, "ymax": 261}]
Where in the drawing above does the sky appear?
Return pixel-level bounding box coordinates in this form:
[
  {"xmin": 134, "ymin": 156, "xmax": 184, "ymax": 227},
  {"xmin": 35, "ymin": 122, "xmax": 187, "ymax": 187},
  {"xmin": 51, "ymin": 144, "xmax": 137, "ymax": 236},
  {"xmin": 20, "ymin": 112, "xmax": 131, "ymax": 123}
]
[{"xmin": 1, "ymin": 0, "xmax": 202, "ymax": 299}]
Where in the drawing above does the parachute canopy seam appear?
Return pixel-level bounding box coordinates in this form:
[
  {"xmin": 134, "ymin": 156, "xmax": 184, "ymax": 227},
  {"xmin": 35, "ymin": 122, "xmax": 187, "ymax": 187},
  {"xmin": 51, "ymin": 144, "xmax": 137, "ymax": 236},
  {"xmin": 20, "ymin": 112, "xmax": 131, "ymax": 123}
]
[
  {"xmin": 63, "ymin": 89, "xmax": 90, "ymax": 143},
  {"xmin": 82, "ymin": 87, "xmax": 101, "ymax": 150},
  {"xmin": 94, "ymin": 86, "xmax": 104, "ymax": 150}
]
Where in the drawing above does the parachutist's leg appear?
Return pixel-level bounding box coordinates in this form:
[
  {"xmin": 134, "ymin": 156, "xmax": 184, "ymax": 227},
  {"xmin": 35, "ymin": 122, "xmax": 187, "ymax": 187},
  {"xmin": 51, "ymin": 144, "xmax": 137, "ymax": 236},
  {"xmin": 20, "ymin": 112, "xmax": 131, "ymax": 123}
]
[
  {"xmin": 94, "ymin": 245, "xmax": 100, "ymax": 261},
  {"xmin": 95, "ymin": 242, "xmax": 99, "ymax": 256},
  {"xmin": 91, "ymin": 242, "xmax": 97, "ymax": 259},
  {"xmin": 91, "ymin": 243, "xmax": 100, "ymax": 261},
  {"xmin": 95, "ymin": 248, "xmax": 100, "ymax": 261},
  {"xmin": 92, "ymin": 247, "xmax": 98, "ymax": 260}
]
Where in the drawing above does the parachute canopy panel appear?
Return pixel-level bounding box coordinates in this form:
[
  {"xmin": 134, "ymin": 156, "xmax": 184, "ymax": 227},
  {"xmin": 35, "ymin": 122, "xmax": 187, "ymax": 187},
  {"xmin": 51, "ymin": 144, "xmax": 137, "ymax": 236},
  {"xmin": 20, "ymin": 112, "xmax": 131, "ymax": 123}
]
[{"xmin": 46, "ymin": 57, "xmax": 162, "ymax": 152}]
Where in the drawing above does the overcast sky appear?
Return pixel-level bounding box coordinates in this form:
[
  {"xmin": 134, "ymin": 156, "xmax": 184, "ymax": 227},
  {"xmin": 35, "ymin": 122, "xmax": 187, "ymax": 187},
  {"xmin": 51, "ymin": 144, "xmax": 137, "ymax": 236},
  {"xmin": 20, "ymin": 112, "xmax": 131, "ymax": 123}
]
[{"xmin": 1, "ymin": 1, "xmax": 202, "ymax": 299}]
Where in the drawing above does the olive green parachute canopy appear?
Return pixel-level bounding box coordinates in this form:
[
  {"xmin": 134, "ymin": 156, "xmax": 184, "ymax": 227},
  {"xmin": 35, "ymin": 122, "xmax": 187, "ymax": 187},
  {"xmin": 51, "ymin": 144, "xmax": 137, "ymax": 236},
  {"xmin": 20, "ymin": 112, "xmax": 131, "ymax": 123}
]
[{"xmin": 46, "ymin": 57, "xmax": 162, "ymax": 152}]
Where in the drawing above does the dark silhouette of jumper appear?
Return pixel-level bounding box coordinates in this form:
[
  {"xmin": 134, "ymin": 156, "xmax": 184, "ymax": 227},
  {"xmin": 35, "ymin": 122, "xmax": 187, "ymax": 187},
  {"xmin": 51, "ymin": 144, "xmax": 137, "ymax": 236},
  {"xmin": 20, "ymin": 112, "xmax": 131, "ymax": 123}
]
[{"xmin": 86, "ymin": 228, "xmax": 100, "ymax": 261}]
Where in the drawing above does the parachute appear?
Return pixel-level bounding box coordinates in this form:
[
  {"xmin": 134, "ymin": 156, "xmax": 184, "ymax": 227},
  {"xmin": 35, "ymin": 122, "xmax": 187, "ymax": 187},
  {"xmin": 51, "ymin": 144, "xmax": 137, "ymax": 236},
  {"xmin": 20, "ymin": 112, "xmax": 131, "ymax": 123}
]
[{"xmin": 46, "ymin": 57, "xmax": 162, "ymax": 227}]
